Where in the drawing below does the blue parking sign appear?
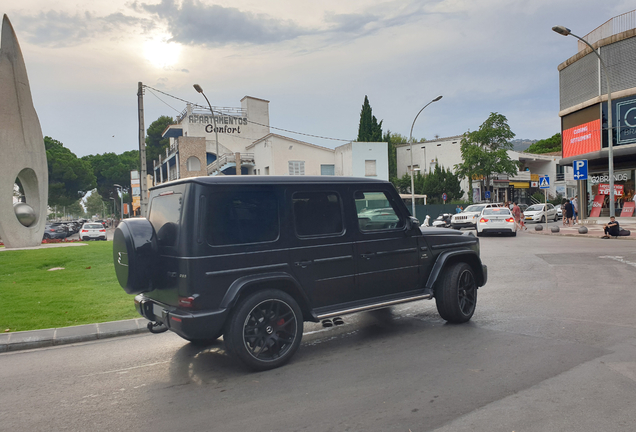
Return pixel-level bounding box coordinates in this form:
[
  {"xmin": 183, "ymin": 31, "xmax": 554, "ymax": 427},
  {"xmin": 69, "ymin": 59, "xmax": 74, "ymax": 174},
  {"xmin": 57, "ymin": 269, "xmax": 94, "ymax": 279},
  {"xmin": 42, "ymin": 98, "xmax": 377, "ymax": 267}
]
[
  {"xmin": 484, "ymin": 191, "xmax": 491, "ymax": 199},
  {"xmin": 573, "ymin": 160, "xmax": 588, "ymax": 180}
]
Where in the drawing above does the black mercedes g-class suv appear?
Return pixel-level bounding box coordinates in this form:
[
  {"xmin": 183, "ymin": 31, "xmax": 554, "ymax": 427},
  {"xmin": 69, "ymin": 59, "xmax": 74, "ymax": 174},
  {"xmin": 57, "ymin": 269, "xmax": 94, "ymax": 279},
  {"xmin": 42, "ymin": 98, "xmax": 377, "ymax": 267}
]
[{"xmin": 113, "ymin": 176, "xmax": 487, "ymax": 371}]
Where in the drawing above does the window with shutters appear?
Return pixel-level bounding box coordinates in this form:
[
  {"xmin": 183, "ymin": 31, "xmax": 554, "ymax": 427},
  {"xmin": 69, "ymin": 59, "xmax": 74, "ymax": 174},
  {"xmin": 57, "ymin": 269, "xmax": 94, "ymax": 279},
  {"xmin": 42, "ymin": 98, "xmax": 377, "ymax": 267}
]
[
  {"xmin": 365, "ymin": 160, "xmax": 377, "ymax": 177},
  {"xmin": 288, "ymin": 161, "xmax": 305, "ymax": 175}
]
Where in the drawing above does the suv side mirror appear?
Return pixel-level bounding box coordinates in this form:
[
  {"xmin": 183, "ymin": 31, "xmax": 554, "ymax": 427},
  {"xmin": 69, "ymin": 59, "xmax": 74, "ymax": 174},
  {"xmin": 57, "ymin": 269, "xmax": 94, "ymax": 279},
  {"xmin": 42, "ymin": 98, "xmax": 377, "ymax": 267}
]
[{"xmin": 406, "ymin": 216, "xmax": 419, "ymax": 231}]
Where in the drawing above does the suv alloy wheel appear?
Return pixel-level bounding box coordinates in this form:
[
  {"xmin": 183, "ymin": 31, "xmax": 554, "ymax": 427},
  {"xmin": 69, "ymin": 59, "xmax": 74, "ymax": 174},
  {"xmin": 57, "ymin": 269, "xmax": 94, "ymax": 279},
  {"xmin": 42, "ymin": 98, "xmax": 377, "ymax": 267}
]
[
  {"xmin": 435, "ymin": 262, "xmax": 477, "ymax": 323},
  {"xmin": 224, "ymin": 289, "xmax": 304, "ymax": 371}
]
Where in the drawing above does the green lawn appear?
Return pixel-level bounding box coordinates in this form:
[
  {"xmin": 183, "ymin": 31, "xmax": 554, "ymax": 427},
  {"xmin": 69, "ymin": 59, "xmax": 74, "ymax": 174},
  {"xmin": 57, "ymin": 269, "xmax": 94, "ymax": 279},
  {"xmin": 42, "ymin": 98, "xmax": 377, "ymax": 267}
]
[{"xmin": 0, "ymin": 242, "xmax": 138, "ymax": 332}]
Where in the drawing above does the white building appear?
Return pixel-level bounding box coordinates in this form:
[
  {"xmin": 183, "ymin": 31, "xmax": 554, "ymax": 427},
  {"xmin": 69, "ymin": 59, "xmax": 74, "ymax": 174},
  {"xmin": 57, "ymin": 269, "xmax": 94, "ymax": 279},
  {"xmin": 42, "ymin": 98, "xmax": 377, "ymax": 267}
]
[
  {"xmin": 153, "ymin": 96, "xmax": 388, "ymax": 183},
  {"xmin": 396, "ymin": 136, "xmax": 571, "ymax": 204}
]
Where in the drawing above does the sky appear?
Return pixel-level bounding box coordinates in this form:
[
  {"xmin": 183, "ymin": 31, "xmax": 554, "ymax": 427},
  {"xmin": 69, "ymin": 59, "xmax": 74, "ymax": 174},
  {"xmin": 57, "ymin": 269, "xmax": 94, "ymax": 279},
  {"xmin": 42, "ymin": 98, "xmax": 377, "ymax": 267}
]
[{"xmin": 3, "ymin": 0, "xmax": 634, "ymax": 158}]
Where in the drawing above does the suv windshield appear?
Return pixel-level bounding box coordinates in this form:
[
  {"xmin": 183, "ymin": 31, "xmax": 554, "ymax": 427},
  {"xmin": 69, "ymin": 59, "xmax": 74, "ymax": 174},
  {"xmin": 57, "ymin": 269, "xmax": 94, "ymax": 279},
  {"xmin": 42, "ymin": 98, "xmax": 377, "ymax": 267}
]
[
  {"xmin": 526, "ymin": 205, "xmax": 544, "ymax": 211},
  {"xmin": 464, "ymin": 205, "xmax": 486, "ymax": 213}
]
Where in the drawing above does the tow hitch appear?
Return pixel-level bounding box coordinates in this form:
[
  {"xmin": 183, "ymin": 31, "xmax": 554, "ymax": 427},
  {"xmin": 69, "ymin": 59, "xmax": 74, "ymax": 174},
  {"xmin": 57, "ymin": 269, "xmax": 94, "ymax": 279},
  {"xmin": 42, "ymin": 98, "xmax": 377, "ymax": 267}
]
[{"xmin": 147, "ymin": 321, "xmax": 168, "ymax": 334}]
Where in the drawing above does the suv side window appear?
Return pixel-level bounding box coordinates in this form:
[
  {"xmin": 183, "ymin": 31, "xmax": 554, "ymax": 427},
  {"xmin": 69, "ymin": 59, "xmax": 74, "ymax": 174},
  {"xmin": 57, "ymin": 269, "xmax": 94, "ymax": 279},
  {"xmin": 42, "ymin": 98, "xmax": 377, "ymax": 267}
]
[
  {"xmin": 206, "ymin": 190, "xmax": 279, "ymax": 246},
  {"xmin": 148, "ymin": 192, "xmax": 182, "ymax": 246},
  {"xmin": 292, "ymin": 191, "xmax": 344, "ymax": 237},
  {"xmin": 355, "ymin": 191, "xmax": 404, "ymax": 231}
]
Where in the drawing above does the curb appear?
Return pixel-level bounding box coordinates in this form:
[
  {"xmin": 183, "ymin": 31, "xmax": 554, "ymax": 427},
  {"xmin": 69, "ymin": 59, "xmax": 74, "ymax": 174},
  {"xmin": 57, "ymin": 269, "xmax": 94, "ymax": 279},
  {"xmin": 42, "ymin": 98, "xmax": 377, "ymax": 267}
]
[
  {"xmin": 0, "ymin": 318, "xmax": 149, "ymax": 353},
  {"xmin": 526, "ymin": 229, "xmax": 636, "ymax": 240}
]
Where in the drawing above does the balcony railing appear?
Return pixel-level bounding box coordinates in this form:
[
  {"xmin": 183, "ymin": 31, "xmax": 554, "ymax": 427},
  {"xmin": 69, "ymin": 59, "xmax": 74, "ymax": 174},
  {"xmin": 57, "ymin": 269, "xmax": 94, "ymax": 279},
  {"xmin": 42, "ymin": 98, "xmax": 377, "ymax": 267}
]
[
  {"xmin": 556, "ymin": 172, "xmax": 574, "ymax": 182},
  {"xmin": 579, "ymin": 10, "xmax": 636, "ymax": 51},
  {"xmin": 207, "ymin": 153, "xmax": 255, "ymax": 175}
]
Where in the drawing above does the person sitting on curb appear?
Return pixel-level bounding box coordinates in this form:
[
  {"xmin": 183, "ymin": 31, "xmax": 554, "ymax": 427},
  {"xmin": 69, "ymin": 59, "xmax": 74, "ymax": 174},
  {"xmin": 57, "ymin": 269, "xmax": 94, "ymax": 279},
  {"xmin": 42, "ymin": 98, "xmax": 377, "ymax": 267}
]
[{"xmin": 602, "ymin": 216, "xmax": 620, "ymax": 238}]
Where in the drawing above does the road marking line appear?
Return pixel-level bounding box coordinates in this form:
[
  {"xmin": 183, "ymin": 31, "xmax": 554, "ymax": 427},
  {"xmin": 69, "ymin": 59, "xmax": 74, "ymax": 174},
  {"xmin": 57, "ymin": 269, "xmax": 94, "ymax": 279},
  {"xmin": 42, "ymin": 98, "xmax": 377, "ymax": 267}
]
[{"xmin": 78, "ymin": 360, "xmax": 169, "ymax": 378}]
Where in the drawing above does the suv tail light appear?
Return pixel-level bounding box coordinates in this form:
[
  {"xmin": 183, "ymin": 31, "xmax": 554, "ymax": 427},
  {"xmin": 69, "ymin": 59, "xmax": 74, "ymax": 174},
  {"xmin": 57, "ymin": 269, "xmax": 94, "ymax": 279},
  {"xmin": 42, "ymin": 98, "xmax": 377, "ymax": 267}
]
[
  {"xmin": 479, "ymin": 218, "xmax": 488, "ymax": 223},
  {"xmin": 178, "ymin": 295, "xmax": 199, "ymax": 308},
  {"xmin": 505, "ymin": 217, "xmax": 514, "ymax": 223}
]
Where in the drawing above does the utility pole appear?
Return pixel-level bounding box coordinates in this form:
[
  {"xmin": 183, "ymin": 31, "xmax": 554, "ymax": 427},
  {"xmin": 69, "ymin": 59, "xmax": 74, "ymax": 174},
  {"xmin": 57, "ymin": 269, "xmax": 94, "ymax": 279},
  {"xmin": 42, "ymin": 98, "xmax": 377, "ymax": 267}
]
[{"xmin": 138, "ymin": 82, "xmax": 148, "ymax": 218}]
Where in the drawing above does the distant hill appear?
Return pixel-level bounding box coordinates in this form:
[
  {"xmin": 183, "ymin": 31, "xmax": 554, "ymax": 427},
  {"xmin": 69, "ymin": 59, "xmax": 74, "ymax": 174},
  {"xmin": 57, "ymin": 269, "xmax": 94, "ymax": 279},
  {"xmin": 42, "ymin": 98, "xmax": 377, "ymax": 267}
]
[{"xmin": 510, "ymin": 139, "xmax": 536, "ymax": 152}]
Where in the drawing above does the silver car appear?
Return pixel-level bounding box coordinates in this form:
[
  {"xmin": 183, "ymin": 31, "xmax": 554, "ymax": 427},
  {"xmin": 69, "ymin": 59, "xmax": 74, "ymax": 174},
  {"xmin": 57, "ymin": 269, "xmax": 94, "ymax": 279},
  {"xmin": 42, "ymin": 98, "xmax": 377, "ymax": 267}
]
[{"xmin": 524, "ymin": 203, "xmax": 558, "ymax": 223}]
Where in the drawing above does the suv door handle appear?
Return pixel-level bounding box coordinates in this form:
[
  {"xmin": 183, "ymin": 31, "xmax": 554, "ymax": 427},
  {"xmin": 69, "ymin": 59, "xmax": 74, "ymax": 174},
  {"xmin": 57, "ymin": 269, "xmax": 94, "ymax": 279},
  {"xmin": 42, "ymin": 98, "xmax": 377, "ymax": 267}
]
[
  {"xmin": 295, "ymin": 260, "xmax": 313, "ymax": 268},
  {"xmin": 361, "ymin": 253, "xmax": 375, "ymax": 260}
]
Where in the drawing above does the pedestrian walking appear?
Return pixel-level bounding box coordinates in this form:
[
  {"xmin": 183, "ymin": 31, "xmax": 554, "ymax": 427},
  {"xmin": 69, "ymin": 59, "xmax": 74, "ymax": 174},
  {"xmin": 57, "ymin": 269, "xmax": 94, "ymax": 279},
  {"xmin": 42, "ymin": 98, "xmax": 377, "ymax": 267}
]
[
  {"xmin": 511, "ymin": 202, "xmax": 522, "ymax": 231},
  {"xmin": 564, "ymin": 199, "xmax": 574, "ymax": 226},
  {"xmin": 572, "ymin": 195, "xmax": 579, "ymax": 224}
]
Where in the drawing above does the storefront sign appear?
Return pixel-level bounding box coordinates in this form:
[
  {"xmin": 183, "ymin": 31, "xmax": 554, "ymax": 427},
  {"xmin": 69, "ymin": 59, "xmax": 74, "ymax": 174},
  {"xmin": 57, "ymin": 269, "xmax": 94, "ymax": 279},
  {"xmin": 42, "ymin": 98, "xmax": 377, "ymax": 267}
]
[
  {"xmin": 589, "ymin": 173, "xmax": 629, "ymax": 184},
  {"xmin": 531, "ymin": 181, "xmax": 538, "ymax": 187},
  {"xmin": 597, "ymin": 183, "xmax": 624, "ymax": 196},
  {"xmin": 562, "ymin": 119, "xmax": 601, "ymax": 158},
  {"xmin": 590, "ymin": 195, "xmax": 605, "ymax": 217},
  {"xmin": 617, "ymin": 97, "xmax": 636, "ymax": 145},
  {"xmin": 621, "ymin": 201, "xmax": 635, "ymax": 217}
]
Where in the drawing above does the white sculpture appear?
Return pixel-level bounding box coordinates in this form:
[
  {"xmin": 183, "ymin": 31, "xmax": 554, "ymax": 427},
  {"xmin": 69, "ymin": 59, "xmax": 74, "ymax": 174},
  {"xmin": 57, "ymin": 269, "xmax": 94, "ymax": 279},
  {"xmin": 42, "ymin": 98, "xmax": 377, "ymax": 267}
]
[{"xmin": 0, "ymin": 15, "xmax": 48, "ymax": 248}]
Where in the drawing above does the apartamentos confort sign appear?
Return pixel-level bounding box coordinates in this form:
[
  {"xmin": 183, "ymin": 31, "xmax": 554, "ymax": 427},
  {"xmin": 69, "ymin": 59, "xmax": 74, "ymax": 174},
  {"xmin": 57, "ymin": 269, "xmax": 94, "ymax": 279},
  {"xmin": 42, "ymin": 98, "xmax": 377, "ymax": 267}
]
[{"xmin": 189, "ymin": 114, "xmax": 247, "ymax": 135}]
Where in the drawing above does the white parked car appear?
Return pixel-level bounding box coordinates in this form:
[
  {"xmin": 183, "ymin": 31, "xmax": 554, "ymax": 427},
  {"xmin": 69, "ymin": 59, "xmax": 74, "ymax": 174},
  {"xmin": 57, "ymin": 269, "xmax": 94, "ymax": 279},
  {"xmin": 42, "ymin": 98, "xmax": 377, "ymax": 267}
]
[
  {"xmin": 451, "ymin": 203, "xmax": 503, "ymax": 229},
  {"xmin": 524, "ymin": 203, "xmax": 558, "ymax": 223},
  {"xmin": 476, "ymin": 207, "xmax": 516, "ymax": 237},
  {"xmin": 80, "ymin": 222, "xmax": 107, "ymax": 241}
]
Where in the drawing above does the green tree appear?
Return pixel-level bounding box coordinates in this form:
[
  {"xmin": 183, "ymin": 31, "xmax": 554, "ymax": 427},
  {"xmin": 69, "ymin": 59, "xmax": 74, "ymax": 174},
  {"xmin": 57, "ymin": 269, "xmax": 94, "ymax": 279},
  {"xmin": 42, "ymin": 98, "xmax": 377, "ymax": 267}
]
[
  {"xmin": 66, "ymin": 200, "xmax": 86, "ymax": 219},
  {"xmin": 45, "ymin": 137, "xmax": 97, "ymax": 208},
  {"xmin": 82, "ymin": 151, "xmax": 140, "ymax": 208},
  {"xmin": 525, "ymin": 133, "xmax": 562, "ymax": 154},
  {"xmin": 454, "ymin": 113, "xmax": 519, "ymax": 202},
  {"xmin": 383, "ymin": 131, "xmax": 409, "ymax": 181},
  {"xmin": 419, "ymin": 164, "xmax": 463, "ymax": 203},
  {"xmin": 84, "ymin": 189, "xmax": 107, "ymax": 218},
  {"xmin": 357, "ymin": 96, "xmax": 383, "ymax": 142},
  {"xmin": 145, "ymin": 115, "xmax": 174, "ymax": 174}
]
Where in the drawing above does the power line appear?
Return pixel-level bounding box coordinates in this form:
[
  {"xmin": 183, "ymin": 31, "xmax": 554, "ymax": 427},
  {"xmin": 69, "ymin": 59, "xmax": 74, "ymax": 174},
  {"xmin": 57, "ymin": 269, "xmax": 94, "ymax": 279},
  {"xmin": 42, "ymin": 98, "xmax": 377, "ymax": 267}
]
[
  {"xmin": 143, "ymin": 85, "xmax": 351, "ymax": 142},
  {"xmin": 145, "ymin": 88, "xmax": 182, "ymax": 114}
]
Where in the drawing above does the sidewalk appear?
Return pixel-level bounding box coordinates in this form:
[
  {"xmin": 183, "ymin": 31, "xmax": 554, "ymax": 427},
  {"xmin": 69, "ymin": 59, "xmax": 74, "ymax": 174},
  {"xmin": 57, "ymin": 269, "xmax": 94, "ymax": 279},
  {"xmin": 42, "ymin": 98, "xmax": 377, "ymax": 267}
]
[
  {"xmin": 527, "ymin": 220, "xmax": 636, "ymax": 240},
  {"xmin": 0, "ymin": 318, "xmax": 149, "ymax": 353}
]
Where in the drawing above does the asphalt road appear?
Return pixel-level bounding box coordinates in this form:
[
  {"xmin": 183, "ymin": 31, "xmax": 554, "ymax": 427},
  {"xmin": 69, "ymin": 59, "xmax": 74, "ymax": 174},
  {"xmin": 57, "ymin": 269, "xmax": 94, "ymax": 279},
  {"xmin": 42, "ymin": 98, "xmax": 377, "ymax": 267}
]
[{"xmin": 2, "ymin": 231, "xmax": 636, "ymax": 432}]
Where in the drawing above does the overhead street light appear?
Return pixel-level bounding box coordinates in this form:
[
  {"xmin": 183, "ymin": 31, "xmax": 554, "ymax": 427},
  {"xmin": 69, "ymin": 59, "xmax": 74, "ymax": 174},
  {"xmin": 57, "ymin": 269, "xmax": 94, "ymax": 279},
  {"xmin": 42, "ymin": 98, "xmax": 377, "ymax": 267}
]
[
  {"xmin": 552, "ymin": 25, "xmax": 615, "ymax": 217},
  {"xmin": 113, "ymin": 184, "xmax": 124, "ymax": 220},
  {"xmin": 193, "ymin": 84, "xmax": 220, "ymax": 175},
  {"xmin": 408, "ymin": 95, "xmax": 443, "ymax": 218}
]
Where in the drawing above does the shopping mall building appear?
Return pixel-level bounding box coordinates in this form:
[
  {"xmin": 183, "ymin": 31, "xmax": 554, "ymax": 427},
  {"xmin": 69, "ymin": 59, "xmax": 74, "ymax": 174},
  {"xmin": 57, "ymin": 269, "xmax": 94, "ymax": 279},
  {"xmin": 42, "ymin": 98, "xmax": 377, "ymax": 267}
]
[{"xmin": 557, "ymin": 10, "xmax": 636, "ymax": 218}]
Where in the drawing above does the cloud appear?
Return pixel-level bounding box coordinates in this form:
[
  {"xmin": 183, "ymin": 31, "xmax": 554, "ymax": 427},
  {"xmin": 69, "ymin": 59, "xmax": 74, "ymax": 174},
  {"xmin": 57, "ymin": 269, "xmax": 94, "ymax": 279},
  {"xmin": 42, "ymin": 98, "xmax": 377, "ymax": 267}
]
[
  {"xmin": 13, "ymin": 10, "xmax": 153, "ymax": 47},
  {"xmin": 133, "ymin": 0, "xmax": 311, "ymax": 45}
]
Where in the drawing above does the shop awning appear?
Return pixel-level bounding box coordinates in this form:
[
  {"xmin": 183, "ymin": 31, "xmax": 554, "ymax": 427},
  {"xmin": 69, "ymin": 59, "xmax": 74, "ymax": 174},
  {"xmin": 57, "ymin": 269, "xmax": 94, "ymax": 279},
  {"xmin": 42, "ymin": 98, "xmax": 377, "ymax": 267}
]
[
  {"xmin": 558, "ymin": 144, "xmax": 636, "ymax": 166},
  {"xmin": 510, "ymin": 181, "xmax": 529, "ymax": 189}
]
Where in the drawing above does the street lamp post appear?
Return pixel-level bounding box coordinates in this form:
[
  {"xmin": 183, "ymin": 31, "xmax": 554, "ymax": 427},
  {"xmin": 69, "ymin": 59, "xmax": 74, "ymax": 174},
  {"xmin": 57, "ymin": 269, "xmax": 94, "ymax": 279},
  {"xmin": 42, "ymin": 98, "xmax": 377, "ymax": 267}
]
[
  {"xmin": 552, "ymin": 25, "xmax": 614, "ymax": 217},
  {"xmin": 113, "ymin": 184, "xmax": 124, "ymax": 220},
  {"xmin": 408, "ymin": 96, "xmax": 443, "ymax": 218},
  {"xmin": 193, "ymin": 84, "xmax": 220, "ymax": 175}
]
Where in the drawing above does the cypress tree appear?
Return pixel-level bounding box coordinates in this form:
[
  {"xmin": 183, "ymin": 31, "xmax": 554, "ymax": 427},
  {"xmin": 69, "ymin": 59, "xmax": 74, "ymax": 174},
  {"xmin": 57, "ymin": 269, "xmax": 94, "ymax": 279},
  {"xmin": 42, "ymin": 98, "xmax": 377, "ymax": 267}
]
[{"xmin": 357, "ymin": 96, "xmax": 383, "ymax": 142}]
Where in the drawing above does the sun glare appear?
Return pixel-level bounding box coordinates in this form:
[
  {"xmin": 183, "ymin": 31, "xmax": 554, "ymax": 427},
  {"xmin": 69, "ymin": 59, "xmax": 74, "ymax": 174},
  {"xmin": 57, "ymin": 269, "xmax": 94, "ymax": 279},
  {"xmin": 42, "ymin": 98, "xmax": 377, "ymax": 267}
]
[{"xmin": 143, "ymin": 39, "xmax": 181, "ymax": 68}]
